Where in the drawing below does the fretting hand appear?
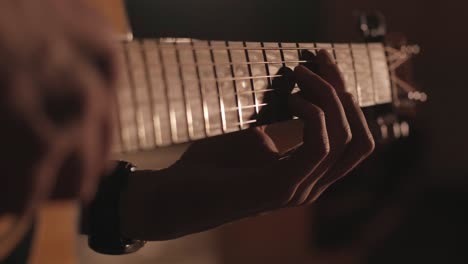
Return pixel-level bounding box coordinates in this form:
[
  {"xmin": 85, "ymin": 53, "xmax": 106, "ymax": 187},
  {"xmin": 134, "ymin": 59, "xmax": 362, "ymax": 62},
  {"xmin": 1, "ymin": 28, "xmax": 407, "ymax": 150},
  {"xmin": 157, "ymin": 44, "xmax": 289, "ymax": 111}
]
[{"xmin": 121, "ymin": 50, "xmax": 375, "ymax": 241}]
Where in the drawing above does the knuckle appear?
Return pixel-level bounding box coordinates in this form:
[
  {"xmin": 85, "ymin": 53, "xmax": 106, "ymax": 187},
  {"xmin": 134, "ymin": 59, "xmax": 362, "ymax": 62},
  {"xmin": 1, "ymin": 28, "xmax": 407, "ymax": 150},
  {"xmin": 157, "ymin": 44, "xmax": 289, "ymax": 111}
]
[
  {"xmin": 302, "ymin": 103, "xmax": 326, "ymax": 124},
  {"xmin": 332, "ymin": 126, "xmax": 352, "ymax": 150},
  {"xmin": 355, "ymin": 132, "xmax": 375, "ymax": 157},
  {"xmin": 337, "ymin": 90, "xmax": 357, "ymax": 104},
  {"xmin": 341, "ymin": 91, "xmax": 356, "ymax": 101},
  {"xmin": 341, "ymin": 127, "xmax": 353, "ymax": 145},
  {"xmin": 317, "ymin": 137, "xmax": 331, "ymax": 158},
  {"xmin": 306, "ymin": 104, "xmax": 325, "ymax": 118},
  {"xmin": 363, "ymin": 134, "xmax": 376, "ymax": 155}
]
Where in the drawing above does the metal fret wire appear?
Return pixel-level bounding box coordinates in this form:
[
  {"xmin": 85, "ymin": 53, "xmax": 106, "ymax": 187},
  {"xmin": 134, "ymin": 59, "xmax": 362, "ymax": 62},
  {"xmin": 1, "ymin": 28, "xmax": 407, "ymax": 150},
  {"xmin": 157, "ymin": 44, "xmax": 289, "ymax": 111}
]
[
  {"xmin": 140, "ymin": 41, "xmax": 161, "ymax": 147},
  {"xmin": 123, "ymin": 43, "xmax": 143, "ymax": 150},
  {"xmin": 190, "ymin": 39, "xmax": 210, "ymax": 138},
  {"xmin": 174, "ymin": 42, "xmax": 194, "ymax": 140},
  {"xmin": 226, "ymin": 41, "xmax": 243, "ymax": 130},
  {"xmin": 157, "ymin": 46, "xmax": 371, "ymax": 51},
  {"xmin": 366, "ymin": 43, "xmax": 377, "ymax": 104},
  {"xmin": 278, "ymin": 42, "xmax": 287, "ymax": 68},
  {"xmin": 208, "ymin": 40, "xmax": 227, "ymax": 133},
  {"xmin": 244, "ymin": 41, "xmax": 260, "ymax": 114},
  {"xmin": 349, "ymin": 43, "xmax": 360, "ymax": 103},
  {"xmin": 261, "ymin": 42, "xmax": 272, "ymax": 89},
  {"xmin": 156, "ymin": 39, "xmax": 176, "ymax": 145},
  {"xmin": 177, "ymin": 72, "xmax": 375, "ymax": 83}
]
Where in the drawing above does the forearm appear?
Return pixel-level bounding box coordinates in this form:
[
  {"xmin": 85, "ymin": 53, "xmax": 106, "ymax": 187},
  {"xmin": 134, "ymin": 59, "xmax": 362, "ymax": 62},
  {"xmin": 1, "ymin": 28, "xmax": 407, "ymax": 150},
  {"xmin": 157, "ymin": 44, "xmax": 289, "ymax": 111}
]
[{"xmin": 119, "ymin": 167, "xmax": 272, "ymax": 241}]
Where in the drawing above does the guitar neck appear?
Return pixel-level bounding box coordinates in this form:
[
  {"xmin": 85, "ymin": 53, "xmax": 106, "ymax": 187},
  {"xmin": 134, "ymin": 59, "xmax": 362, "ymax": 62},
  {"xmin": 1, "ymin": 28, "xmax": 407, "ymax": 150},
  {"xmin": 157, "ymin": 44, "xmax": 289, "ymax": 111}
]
[{"xmin": 113, "ymin": 38, "xmax": 392, "ymax": 153}]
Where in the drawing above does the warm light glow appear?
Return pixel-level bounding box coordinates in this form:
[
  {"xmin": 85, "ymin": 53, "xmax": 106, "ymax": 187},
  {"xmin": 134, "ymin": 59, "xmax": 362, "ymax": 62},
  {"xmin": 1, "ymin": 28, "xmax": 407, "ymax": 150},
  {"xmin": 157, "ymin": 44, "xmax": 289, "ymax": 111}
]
[
  {"xmin": 400, "ymin": 121, "xmax": 410, "ymax": 137},
  {"xmin": 393, "ymin": 123, "xmax": 401, "ymax": 138}
]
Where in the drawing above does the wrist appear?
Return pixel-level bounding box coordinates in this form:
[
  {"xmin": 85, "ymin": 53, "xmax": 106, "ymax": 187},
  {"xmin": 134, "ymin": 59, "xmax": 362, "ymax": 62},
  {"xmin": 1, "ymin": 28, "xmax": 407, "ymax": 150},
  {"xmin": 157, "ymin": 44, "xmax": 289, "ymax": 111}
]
[
  {"xmin": 87, "ymin": 161, "xmax": 146, "ymax": 255},
  {"xmin": 119, "ymin": 169, "xmax": 166, "ymax": 240}
]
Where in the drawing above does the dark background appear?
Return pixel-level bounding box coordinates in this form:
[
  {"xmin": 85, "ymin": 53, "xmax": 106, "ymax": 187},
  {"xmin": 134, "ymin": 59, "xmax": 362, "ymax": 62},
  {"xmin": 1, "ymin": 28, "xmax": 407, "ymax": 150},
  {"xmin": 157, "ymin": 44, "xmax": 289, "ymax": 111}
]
[{"xmin": 123, "ymin": 0, "xmax": 468, "ymax": 263}]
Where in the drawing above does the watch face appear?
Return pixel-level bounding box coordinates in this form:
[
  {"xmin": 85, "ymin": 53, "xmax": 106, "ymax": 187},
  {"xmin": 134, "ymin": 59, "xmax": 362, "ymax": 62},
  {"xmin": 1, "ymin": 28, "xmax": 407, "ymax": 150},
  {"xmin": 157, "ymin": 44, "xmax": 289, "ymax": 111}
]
[{"xmin": 88, "ymin": 237, "xmax": 146, "ymax": 255}]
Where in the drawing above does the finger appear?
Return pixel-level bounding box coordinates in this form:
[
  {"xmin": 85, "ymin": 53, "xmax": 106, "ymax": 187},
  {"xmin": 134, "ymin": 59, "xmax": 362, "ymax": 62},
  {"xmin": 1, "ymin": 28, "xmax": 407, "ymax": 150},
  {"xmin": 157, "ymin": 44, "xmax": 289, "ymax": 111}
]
[
  {"xmin": 272, "ymin": 95, "xmax": 329, "ymax": 203},
  {"xmin": 299, "ymin": 49, "xmax": 319, "ymax": 73},
  {"xmin": 302, "ymin": 49, "xmax": 374, "ymax": 203},
  {"xmin": 294, "ymin": 65, "xmax": 351, "ymax": 144},
  {"xmin": 307, "ymin": 93, "xmax": 375, "ymax": 202},
  {"xmin": 288, "ymin": 65, "xmax": 352, "ymax": 205},
  {"xmin": 316, "ymin": 49, "xmax": 347, "ymax": 92}
]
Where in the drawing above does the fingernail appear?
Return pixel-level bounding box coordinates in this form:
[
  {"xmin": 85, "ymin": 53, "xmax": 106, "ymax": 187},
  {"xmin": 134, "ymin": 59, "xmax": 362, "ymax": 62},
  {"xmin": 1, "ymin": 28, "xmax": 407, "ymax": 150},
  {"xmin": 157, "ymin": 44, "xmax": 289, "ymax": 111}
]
[
  {"xmin": 317, "ymin": 49, "xmax": 334, "ymax": 64},
  {"xmin": 294, "ymin": 65, "xmax": 311, "ymax": 78},
  {"xmin": 273, "ymin": 67, "xmax": 296, "ymax": 95},
  {"xmin": 300, "ymin": 49, "xmax": 317, "ymax": 61}
]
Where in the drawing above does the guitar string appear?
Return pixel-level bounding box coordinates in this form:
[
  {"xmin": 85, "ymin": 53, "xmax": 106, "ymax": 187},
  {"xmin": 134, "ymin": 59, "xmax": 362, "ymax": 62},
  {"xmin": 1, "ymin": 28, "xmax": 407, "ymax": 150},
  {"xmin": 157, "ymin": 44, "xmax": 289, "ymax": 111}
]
[
  {"xmin": 145, "ymin": 71, "xmax": 384, "ymax": 83},
  {"xmin": 156, "ymin": 46, "xmax": 374, "ymax": 51},
  {"xmin": 124, "ymin": 70, "xmax": 388, "ymax": 132},
  {"xmin": 161, "ymin": 60, "xmax": 323, "ymax": 67},
  {"xmin": 118, "ymin": 79, "xmax": 385, "ymax": 146}
]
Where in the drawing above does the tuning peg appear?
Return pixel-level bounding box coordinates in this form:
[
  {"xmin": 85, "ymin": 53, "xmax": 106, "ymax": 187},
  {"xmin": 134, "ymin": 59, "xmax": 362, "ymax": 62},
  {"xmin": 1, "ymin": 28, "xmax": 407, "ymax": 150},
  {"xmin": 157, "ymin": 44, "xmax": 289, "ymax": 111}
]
[
  {"xmin": 358, "ymin": 11, "xmax": 387, "ymax": 41},
  {"xmin": 376, "ymin": 115, "xmax": 411, "ymax": 142}
]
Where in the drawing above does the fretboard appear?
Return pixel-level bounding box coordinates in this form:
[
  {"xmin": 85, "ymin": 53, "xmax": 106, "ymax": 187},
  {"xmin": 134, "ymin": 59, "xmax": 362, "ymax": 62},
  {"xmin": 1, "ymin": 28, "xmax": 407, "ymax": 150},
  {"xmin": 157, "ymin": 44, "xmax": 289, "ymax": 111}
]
[{"xmin": 113, "ymin": 38, "xmax": 392, "ymax": 153}]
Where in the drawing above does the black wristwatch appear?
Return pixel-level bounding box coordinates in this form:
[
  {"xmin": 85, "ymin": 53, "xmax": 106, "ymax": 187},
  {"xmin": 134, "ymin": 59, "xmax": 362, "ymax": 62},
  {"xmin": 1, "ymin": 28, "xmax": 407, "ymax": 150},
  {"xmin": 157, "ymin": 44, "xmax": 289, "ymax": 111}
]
[{"xmin": 87, "ymin": 161, "xmax": 146, "ymax": 255}]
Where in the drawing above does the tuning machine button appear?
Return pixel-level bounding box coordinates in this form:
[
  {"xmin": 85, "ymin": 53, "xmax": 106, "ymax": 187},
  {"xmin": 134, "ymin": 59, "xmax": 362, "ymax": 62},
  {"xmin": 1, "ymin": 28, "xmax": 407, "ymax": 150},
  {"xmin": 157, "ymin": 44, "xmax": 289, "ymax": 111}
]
[
  {"xmin": 376, "ymin": 115, "xmax": 410, "ymax": 142},
  {"xmin": 358, "ymin": 11, "xmax": 387, "ymax": 41}
]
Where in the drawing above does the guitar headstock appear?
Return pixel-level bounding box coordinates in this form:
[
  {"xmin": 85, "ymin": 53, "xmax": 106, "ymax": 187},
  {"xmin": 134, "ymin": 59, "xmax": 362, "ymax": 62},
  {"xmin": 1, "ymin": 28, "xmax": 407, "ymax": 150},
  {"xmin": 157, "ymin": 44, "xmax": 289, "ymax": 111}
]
[
  {"xmin": 385, "ymin": 34, "xmax": 427, "ymax": 109},
  {"xmin": 358, "ymin": 12, "xmax": 426, "ymax": 144}
]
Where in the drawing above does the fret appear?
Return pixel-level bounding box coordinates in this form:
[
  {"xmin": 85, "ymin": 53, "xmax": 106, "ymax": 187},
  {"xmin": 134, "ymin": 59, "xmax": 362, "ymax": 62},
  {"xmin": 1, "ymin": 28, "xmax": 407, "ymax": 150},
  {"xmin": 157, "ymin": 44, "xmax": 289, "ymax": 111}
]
[
  {"xmin": 158, "ymin": 42, "xmax": 190, "ymax": 143},
  {"xmin": 156, "ymin": 46, "xmax": 363, "ymax": 52},
  {"xmin": 297, "ymin": 42, "xmax": 317, "ymax": 50},
  {"xmin": 210, "ymin": 41, "xmax": 239, "ymax": 132},
  {"xmin": 142, "ymin": 40, "xmax": 172, "ymax": 146},
  {"xmin": 260, "ymin": 42, "xmax": 272, "ymax": 89},
  {"xmin": 281, "ymin": 42, "xmax": 301, "ymax": 68},
  {"xmin": 333, "ymin": 43, "xmax": 359, "ymax": 99},
  {"xmin": 125, "ymin": 43, "xmax": 145, "ymax": 150},
  {"xmin": 366, "ymin": 43, "xmax": 377, "ymax": 108},
  {"xmin": 127, "ymin": 41, "xmax": 156, "ymax": 150},
  {"xmin": 298, "ymin": 42, "xmax": 318, "ymax": 57},
  {"xmin": 243, "ymin": 41, "xmax": 259, "ymax": 114},
  {"xmin": 117, "ymin": 43, "xmax": 139, "ymax": 151},
  {"xmin": 368, "ymin": 43, "xmax": 392, "ymax": 104},
  {"xmin": 191, "ymin": 40, "xmax": 210, "ymax": 138},
  {"xmin": 143, "ymin": 61, "xmax": 309, "ymax": 67},
  {"xmin": 278, "ymin": 42, "xmax": 286, "ymax": 68},
  {"xmin": 140, "ymin": 41, "xmax": 160, "ymax": 149},
  {"xmin": 111, "ymin": 99, "xmax": 123, "ymax": 153},
  {"xmin": 225, "ymin": 41, "xmax": 243, "ymax": 130},
  {"xmin": 248, "ymin": 42, "xmax": 270, "ymax": 107},
  {"xmin": 194, "ymin": 41, "xmax": 223, "ymax": 135},
  {"xmin": 351, "ymin": 43, "xmax": 375, "ymax": 107},
  {"xmin": 228, "ymin": 41, "xmax": 257, "ymax": 128},
  {"xmin": 316, "ymin": 43, "xmax": 334, "ymax": 56},
  {"xmin": 174, "ymin": 43, "xmax": 196, "ymax": 140},
  {"xmin": 177, "ymin": 42, "xmax": 206, "ymax": 140},
  {"xmin": 263, "ymin": 42, "xmax": 283, "ymax": 78}
]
